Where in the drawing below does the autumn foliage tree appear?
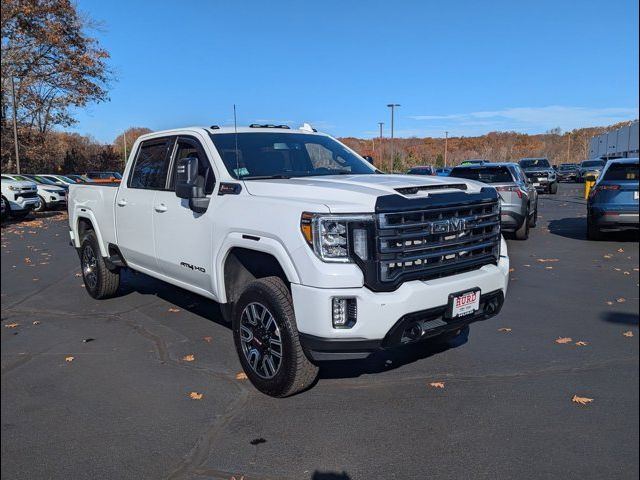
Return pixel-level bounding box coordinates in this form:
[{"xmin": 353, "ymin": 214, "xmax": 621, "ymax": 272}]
[{"xmin": 1, "ymin": 0, "xmax": 112, "ymax": 172}]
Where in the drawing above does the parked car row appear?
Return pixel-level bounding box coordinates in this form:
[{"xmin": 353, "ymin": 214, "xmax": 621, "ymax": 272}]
[
  {"xmin": 1, "ymin": 171, "xmax": 122, "ymax": 220},
  {"xmin": 405, "ymin": 156, "xmax": 638, "ymax": 242}
]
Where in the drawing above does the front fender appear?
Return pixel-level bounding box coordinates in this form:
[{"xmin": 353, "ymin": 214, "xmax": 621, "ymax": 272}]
[{"xmin": 215, "ymin": 232, "xmax": 301, "ymax": 303}]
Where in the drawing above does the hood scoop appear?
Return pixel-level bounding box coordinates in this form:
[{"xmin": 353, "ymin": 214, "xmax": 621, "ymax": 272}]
[{"xmin": 395, "ymin": 183, "xmax": 468, "ymax": 196}]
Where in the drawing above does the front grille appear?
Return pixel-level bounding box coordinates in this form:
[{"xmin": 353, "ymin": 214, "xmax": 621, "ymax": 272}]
[
  {"xmin": 376, "ymin": 198, "xmax": 501, "ymax": 285},
  {"xmin": 17, "ymin": 191, "xmax": 37, "ymax": 199},
  {"xmin": 526, "ymin": 171, "xmax": 548, "ymax": 179}
]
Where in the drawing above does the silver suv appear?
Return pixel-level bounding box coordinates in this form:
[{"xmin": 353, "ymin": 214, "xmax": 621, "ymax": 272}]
[{"xmin": 450, "ymin": 163, "xmax": 538, "ymax": 240}]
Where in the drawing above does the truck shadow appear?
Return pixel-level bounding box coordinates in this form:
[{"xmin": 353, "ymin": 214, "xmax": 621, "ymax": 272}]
[
  {"xmin": 317, "ymin": 327, "xmax": 469, "ymax": 379},
  {"xmin": 116, "ymin": 270, "xmax": 470, "ymax": 379},
  {"xmin": 600, "ymin": 311, "xmax": 639, "ymax": 326}
]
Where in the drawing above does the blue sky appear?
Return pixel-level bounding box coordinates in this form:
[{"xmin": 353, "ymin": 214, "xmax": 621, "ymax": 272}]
[{"xmin": 73, "ymin": 0, "xmax": 639, "ymax": 143}]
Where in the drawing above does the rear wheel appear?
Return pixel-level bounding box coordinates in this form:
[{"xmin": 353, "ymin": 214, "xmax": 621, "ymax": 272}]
[
  {"xmin": 528, "ymin": 203, "xmax": 538, "ymax": 228},
  {"xmin": 514, "ymin": 209, "xmax": 530, "ymax": 240},
  {"xmin": 80, "ymin": 231, "xmax": 120, "ymax": 299},
  {"xmin": 232, "ymin": 276, "xmax": 318, "ymax": 397}
]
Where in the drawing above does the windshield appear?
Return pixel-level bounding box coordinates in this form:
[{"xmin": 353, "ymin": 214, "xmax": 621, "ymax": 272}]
[
  {"xmin": 209, "ymin": 132, "xmax": 376, "ymax": 179},
  {"xmin": 407, "ymin": 167, "xmax": 433, "ymax": 175},
  {"xmin": 581, "ymin": 160, "xmax": 605, "ymax": 168},
  {"xmin": 450, "ymin": 166, "xmax": 514, "ymax": 183},
  {"xmin": 27, "ymin": 175, "xmax": 57, "ymax": 185},
  {"xmin": 520, "ymin": 159, "xmax": 550, "ymax": 169},
  {"xmin": 559, "ymin": 164, "xmax": 577, "ymax": 170},
  {"xmin": 602, "ymin": 162, "xmax": 639, "ymax": 181}
]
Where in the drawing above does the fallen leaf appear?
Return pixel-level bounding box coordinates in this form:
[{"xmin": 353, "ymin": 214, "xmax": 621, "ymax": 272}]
[
  {"xmin": 32, "ymin": 321, "xmax": 40, "ymax": 325},
  {"xmin": 203, "ymin": 336, "xmax": 213, "ymax": 343},
  {"xmin": 168, "ymin": 308, "xmax": 180, "ymax": 313},
  {"xmin": 182, "ymin": 354, "xmax": 195, "ymax": 362},
  {"xmin": 65, "ymin": 356, "xmax": 74, "ymax": 362},
  {"xmin": 617, "ymin": 248, "xmax": 624, "ymax": 253},
  {"xmin": 537, "ymin": 258, "xmax": 559, "ymax": 263},
  {"xmin": 623, "ymin": 331, "xmax": 634, "ymax": 338},
  {"xmin": 623, "ymin": 272, "xmax": 630, "ymax": 275},
  {"xmin": 4, "ymin": 323, "xmax": 19, "ymax": 328},
  {"xmin": 575, "ymin": 341, "xmax": 589, "ymax": 346},
  {"xmin": 616, "ymin": 298, "xmax": 626, "ymax": 303},
  {"xmin": 603, "ymin": 254, "xmax": 613, "ymax": 259},
  {"xmin": 509, "ymin": 268, "xmax": 515, "ymax": 273},
  {"xmin": 524, "ymin": 264, "xmax": 531, "ymax": 267},
  {"xmin": 235, "ymin": 372, "xmax": 248, "ymax": 380},
  {"xmin": 606, "ymin": 301, "xmax": 614, "ymax": 306},
  {"xmin": 498, "ymin": 327, "xmax": 512, "ymax": 332},
  {"xmin": 572, "ymin": 395, "xmax": 594, "ymax": 406},
  {"xmin": 555, "ymin": 337, "xmax": 573, "ymax": 344},
  {"xmin": 24, "ymin": 257, "xmax": 32, "ymax": 263},
  {"xmin": 429, "ymin": 382, "xmax": 445, "ymax": 389},
  {"xmin": 189, "ymin": 391, "xmax": 203, "ymax": 400},
  {"xmin": 74, "ymin": 273, "xmax": 82, "ymax": 277}
]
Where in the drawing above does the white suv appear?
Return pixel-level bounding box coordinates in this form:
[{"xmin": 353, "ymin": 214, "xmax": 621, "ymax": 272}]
[
  {"xmin": 68, "ymin": 125, "xmax": 510, "ymax": 396},
  {"xmin": 2, "ymin": 174, "xmax": 66, "ymax": 212},
  {"xmin": 1, "ymin": 178, "xmax": 40, "ymax": 219}
]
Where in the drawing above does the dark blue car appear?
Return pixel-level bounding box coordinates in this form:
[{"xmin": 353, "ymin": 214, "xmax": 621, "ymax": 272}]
[{"xmin": 587, "ymin": 158, "xmax": 639, "ymax": 240}]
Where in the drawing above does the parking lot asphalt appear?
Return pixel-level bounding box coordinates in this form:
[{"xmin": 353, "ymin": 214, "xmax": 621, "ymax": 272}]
[{"xmin": 1, "ymin": 183, "xmax": 638, "ymax": 480}]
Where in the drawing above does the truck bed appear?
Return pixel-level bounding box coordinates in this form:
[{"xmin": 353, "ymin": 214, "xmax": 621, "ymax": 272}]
[{"xmin": 68, "ymin": 183, "xmax": 119, "ymax": 254}]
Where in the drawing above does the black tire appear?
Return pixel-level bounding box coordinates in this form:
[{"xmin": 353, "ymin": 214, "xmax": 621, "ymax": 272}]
[
  {"xmin": 528, "ymin": 203, "xmax": 538, "ymax": 228},
  {"xmin": 514, "ymin": 209, "xmax": 530, "ymax": 240},
  {"xmin": 34, "ymin": 195, "xmax": 47, "ymax": 212},
  {"xmin": 232, "ymin": 276, "xmax": 318, "ymax": 397},
  {"xmin": 79, "ymin": 231, "xmax": 120, "ymax": 299},
  {"xmin": 587, "ymin": 216, "xmax": 603, "ymax": 241},
  {"xmin": 549, "ymin": 182, "xmax": 558, "ymax": 195},
  {"xmin": 435, "ymin": 325, "xmax": 470, "ymax": 346},
  {"xmin": 218, "ymin": 302, "xmax": 234, "ymax": 323}
]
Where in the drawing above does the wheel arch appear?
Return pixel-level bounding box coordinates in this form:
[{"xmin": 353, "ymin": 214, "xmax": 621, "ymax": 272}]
[
  {"xmin": 217, "ymin": 236, "xmax": 300, "ymax": 304},
  {"xmin": 75, "ymin": 213, "xmax": 109, "ymax": 257}
]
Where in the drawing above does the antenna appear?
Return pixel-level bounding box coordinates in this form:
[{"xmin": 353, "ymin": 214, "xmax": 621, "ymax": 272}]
[{"xmin": 233, "ymin": 104, "xmax": 241, "ymax": 179}]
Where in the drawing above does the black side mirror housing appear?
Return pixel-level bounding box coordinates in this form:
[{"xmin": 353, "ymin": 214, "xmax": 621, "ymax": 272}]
[
  {"xmin": 585, "ymin": 175, "xmax": 597, "ymax": 182},
  {"xmin": 175, "ymin": 156, "xmax": 210, "ymax": 213}
]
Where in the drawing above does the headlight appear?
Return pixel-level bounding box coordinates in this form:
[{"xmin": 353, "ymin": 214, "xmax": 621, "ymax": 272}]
[
  {"xmin": 8, "ymin": 185, "xmax": 19, "ymax": 191},
  {"xmin": 44, "ymin": 188, "xmax": 59, "ymax": 193},
  {"xmin": 300, "ymin": 213, "xmax": 374, "ymax": 263}
]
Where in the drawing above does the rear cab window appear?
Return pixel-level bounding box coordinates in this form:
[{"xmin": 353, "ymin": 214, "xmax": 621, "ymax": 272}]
[{"xmin": 128, "ymin": 137, "xmax": 174, "ymax": 190}]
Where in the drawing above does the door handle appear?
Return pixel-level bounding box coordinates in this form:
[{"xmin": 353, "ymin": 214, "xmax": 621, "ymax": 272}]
[
  {"xmin": 154, "ymin": 203, "xmax": 168, "ymax": 213},
  {"xmin": 117, "ymin": 199, "xmax": 127, "ymax": 207}
]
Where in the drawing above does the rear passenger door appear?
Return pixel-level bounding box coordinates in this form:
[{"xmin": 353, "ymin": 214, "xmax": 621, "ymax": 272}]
[
  {"xmin": 115, "ymin": 136, "xmax": 174, "ymax": 274},
  {"xmin": 152, "ymin": 135, "xmax": 217, "ymax": 295}
]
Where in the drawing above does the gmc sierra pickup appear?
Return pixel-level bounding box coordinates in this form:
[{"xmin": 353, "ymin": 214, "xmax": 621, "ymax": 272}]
[{"xmin": 68, "ymin": 125, "xmax": 510, "ymax": 397}]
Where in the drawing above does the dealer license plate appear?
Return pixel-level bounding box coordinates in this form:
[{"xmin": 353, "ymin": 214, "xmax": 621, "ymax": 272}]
[
  {"xmin": 634, "ymin": 191, "xmax": 639, "ymax": 200},
  {"xmin": 449, "ymin": 289, "xmax": 481, "ymax": 318},
  {"xmin": 538, "ymin": 177, "xmax": 546, "ymax": 182},
  {"xmin": 533, "ymin": 182, "xmax": 540, "ymax": 187}
]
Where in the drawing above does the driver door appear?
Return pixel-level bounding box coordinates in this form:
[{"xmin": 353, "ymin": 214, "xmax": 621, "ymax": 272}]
[{"xmin": 153, "ymin": 135, "xmax": 216, "ymax": 295}]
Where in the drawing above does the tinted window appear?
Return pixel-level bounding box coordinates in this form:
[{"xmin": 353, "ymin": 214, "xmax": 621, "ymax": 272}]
[
  {"xmin": 210, "ymin": 132, "xmax": 376, "ymax": 179},
  {"xmin": 129, "ymin": 139, "xmax": 172, "ymax": 189},
  {"xmin": 520, "ymin": 159, "xmax": 550, "ymax": 169},
  {"xmin": 559, "ymin": 164, "xmax": 577, "ymax": 171},
  {"xmin": 407, "ymin": 167, "xmax": 433, "ymax": 175},
  {"xmin": 602, "ymin": 163, "xmax": 639, "ymax": 181},
  {"xmin": 172, "ymin": 138, "xmax": 215, "ymax": 194},
  {"xmin": 450, "ymin": 166, "xmax": 514, "ymax": 183},
  {"xmin": 581, "ymin": 160, "xmax": 605, "ymax": 168}
]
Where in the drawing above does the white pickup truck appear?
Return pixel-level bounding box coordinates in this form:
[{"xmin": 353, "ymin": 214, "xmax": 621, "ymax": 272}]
[{"xmin": 68, "ymin": 125, "xmax": 510, "ymax": 397}]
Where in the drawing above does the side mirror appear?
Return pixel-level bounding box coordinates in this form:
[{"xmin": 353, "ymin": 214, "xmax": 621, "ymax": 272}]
[
  {"xmin": 585, "ymin": 175, "xmax": 597, "ymax": 182},
  {"xmin": 175, "ymin": 156, "xmax": 210, "ymax": 214}
]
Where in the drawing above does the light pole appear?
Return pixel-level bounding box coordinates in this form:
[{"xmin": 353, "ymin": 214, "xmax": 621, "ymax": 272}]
[
  {"xmin": 444, "ymin": 131, "xmax": 449, "ymax": 168},
  {"xmin": 377, "ymin": 122, "xmax": 384, "ymax": 167},
  {"xmin": 387, "ymin": 104, "xmax": 400, "ymax": 171}
]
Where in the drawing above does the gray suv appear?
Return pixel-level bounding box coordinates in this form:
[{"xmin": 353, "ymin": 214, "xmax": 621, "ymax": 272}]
[
  {"xmin": 518, "ymin": 158, "xmax": 558, "ymax": 194},
  {"xmin": 450, "ymin": 163, "xmax": 539, "ymax": 240}
]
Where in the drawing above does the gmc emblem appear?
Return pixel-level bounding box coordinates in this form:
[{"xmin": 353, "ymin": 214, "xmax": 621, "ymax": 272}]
[{"xmin": 430, "ymin": 218, "xmax": 466, "ymax": 234}]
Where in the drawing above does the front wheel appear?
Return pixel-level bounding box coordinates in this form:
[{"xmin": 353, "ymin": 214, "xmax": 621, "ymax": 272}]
[
  {"xmin": 34, "ymin": 195, "xmax": 47, "ymax": 212},
  {"xmin": 549, "ymin": 182, "xmax": 558, "ymax": 194},
  {"xmin": 233, "ymin": 276, "xmax": 318, "ymax": 397},
  {"xmin": 80, "ymin": 231, "xmax": 120, "ymax": 299}
]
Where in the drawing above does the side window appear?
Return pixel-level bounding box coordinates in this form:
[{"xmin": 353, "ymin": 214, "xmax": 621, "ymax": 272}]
[
  {"xmin": 171, "ymin": 138, "xmax": 215, "ymax": 195},
  {"xmin": 128, "ymin": 138, "xmax": 172, "ymax": 190}
]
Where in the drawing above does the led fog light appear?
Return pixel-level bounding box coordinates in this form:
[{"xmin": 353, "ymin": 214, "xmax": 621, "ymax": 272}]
[{"xmin": 332, "ymin": 297, "xmax": 357, "ymax": 328}]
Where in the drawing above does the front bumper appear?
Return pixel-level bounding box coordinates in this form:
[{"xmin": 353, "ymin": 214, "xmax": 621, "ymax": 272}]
[{"xmin": 292, "ymin": 251, "xmax": 510, "ymax": 360}]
